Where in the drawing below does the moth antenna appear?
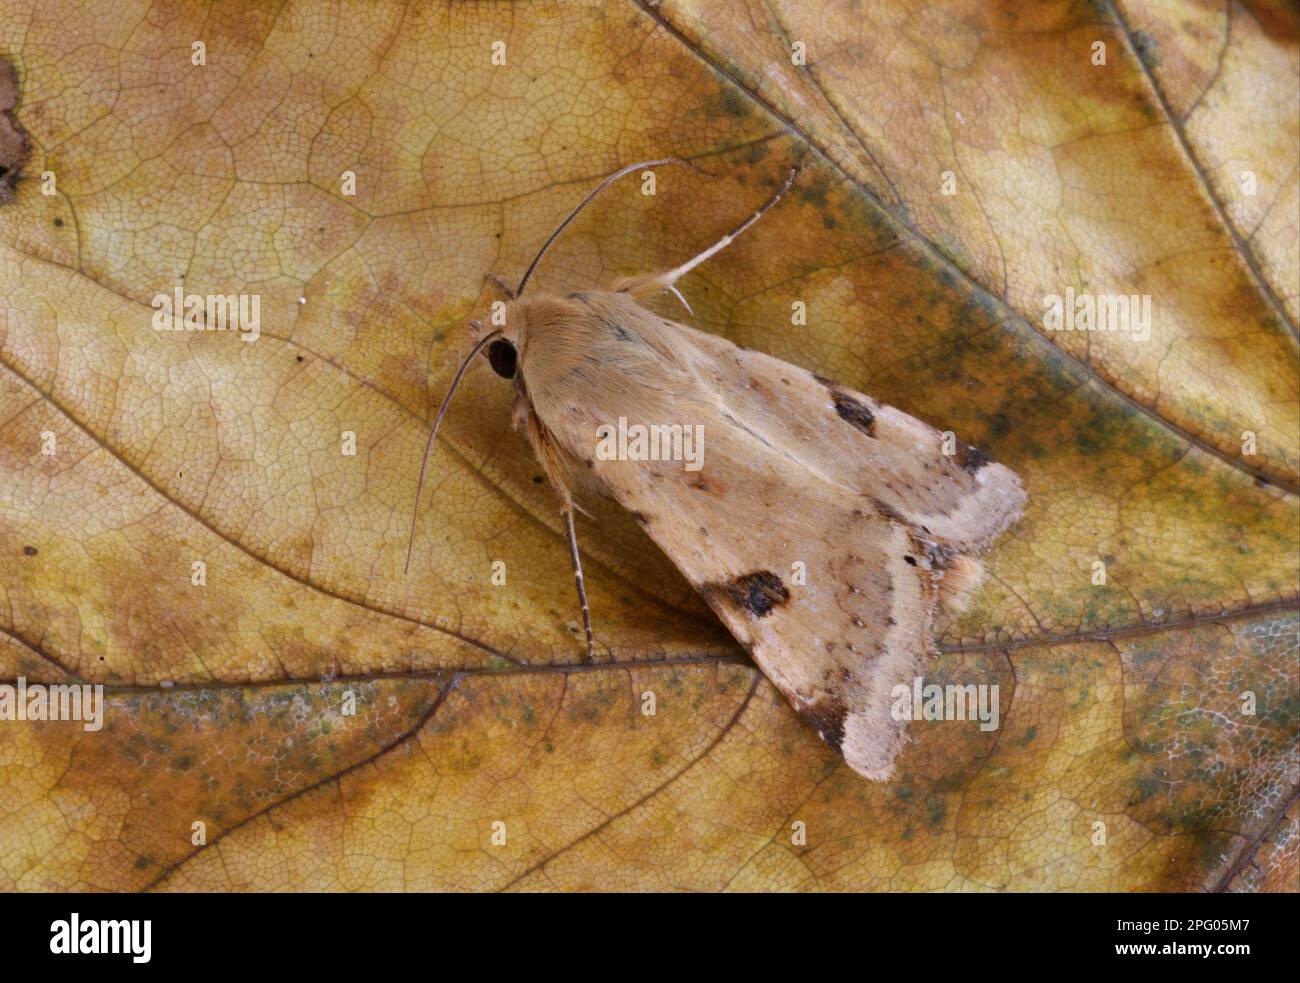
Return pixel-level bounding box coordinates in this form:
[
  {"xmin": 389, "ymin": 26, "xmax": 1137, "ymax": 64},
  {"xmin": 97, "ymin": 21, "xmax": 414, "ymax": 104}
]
[
  {"xmin": 484, "ymin": 271, "xmax": 516, "ymax": 300},
  {"xmin": 515, "ymin": 157, "xmax": 688, "ymax": 296},
  {"xmin": 563, "ymin": 508, "xmax": 596, "ymax": 663},
  {"xmin": 404, "ymin": 328, "xmax": 502, "ymax": 575}
]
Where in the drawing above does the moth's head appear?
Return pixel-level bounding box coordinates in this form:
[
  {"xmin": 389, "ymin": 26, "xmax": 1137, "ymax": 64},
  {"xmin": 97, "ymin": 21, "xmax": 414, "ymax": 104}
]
[
  {"xmin": 472, "ymin": 294, "xmax": 580, "ymax": 382},
  {"xmin": 469, "ymin": 312, "xmax": 521, "ymax": 380},
  {"xmin": 469, "ymin": 157, "xmax": 685, "ymax": 385}
]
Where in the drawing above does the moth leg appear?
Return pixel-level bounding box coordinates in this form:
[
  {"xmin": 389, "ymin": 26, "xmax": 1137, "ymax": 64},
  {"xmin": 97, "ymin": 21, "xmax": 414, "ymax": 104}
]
[
  {"xmin": 484, "ymin": 271, "xmax": 516, "ymax": 300},
  {"xmin": 666, "ymin": 285, "xmax": 694, "ymax": 317},
  {"xmin": 612, "ymin": 165, "xmax": 798, "ymax": 299},
  {"xmin": 562, "ymin": 507, "xmax": 597, "ymax": 663}
]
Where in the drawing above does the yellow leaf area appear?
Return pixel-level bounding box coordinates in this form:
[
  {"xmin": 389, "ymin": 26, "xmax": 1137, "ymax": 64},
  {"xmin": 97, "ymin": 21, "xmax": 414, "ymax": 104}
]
[{"xmin": 0, "ymin": 0, "xmax": 1295, "ymax": 891}]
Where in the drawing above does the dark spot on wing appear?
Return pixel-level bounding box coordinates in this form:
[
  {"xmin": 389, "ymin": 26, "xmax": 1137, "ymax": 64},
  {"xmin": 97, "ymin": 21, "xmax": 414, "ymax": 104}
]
[
  {"xmin": 907, "ymin": 532, "xmax": 956, "ymax": 571},
  {"xmin": 723, "ymin": 570, "xmax": 790, "ymax": 617},
  {"xmin": 872, "ymin": 498, "xmax": 905, "ymax": 523},
  {"xmin": 22, "ymin": 545, "xmax": 37, "ymax": 556},
  {"xmin": 953, "ymin": 438, "xmax": 990, "ymax": 474},
  {"xmin": 799, "ymin": 696, "xmax": 848, "ymax": 752},
  {"xmin": 0, "ymin": 59, "xmax": 32, "ymax": 205},
  {"xmin": 688, "ymin": 472, "xmax": 720, "ymax": 493},
  {"xmin": 833, "ymin": 392, "xmax": 876, "ymax": 437},
  {"xmin": 816, "ymin": 375, "xmax": 877, "ymax": 438}
]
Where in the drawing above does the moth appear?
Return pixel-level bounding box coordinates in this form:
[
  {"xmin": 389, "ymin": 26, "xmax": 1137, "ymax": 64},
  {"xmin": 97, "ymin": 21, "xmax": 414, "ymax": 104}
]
[{"xmin": 407, "ymin": 160, "xmax": 1027, "ymax": 780}]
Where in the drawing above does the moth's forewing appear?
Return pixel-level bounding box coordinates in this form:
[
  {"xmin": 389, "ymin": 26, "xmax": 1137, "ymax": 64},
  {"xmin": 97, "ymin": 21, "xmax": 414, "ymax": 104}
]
[{"xmin": 514, "ymin": 291, "xmax": 1026, "ymax": 779}]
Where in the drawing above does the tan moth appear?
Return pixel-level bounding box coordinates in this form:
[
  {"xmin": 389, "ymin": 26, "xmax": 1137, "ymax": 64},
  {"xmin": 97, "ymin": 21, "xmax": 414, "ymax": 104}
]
[{"xmin": 407, "ymin": 160, "xmax": 1027, "ymax": 780}]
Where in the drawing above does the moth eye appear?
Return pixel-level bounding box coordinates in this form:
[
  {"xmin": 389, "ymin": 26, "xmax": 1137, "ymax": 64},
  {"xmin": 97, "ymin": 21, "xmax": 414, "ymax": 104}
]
[{"xmin": 487, "ymin": 339, "xmax": 517, "ymax": 379}]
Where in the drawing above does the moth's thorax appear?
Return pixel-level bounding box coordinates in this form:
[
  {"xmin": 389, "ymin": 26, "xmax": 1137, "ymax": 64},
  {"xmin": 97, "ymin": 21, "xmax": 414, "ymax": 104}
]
[
  {"xmin": 508, "ymin": 290, "xmax": 636, "ymax": 344},
  {"xmin": 503, "ymin": 289, "xmax": 707, "ymax": 462},
  {"xmin": 508, "ymin": 290, "xmax": 660, "ymax": 381},
  {"xmin": 503, "ymin": 293, "xmax": 585, "ymax": 349}
]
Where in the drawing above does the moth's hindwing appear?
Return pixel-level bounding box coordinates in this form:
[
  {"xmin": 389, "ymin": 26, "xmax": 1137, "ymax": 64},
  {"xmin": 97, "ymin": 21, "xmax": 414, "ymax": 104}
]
[{"xmin": 518, "ymin": 291, "xmax": 1027, "ymax": 780}]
